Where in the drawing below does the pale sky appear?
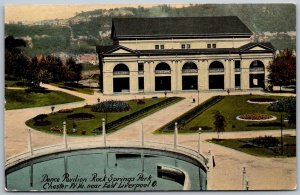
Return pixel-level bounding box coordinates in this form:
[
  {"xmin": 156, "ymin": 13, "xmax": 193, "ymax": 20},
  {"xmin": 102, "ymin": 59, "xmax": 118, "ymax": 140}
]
[{"xmin": 5, "ymin": 4, "xmax": 184, "ymax": 23}]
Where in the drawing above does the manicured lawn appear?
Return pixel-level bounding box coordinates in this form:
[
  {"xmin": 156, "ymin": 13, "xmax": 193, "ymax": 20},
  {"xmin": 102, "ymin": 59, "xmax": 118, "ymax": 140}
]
[
  {"xmin": 180, "ymin": 95, "xmax": 291, "ymax": 133},
  {"xmin": 210, "ymin": 135, "xmax": 296, "ymax": 157},
  {"xmin": 5, "ymin": 80, "xmax": 28, "ymax": 88},
  {"xmin": 51, "ymin": 82, "xmax": 95, "ymax": 95},
  {"xmin": 26, "ymin": 97, "xmax": 183, "ymax": 136},
  {"xmin": 5, "ymin": 89, "xmax": 84, "ymax": 110}
]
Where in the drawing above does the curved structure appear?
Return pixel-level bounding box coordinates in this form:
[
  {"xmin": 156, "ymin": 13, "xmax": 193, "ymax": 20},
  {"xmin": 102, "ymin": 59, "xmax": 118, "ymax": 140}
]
[{"xmin": 5, "ymin": 140, "xmax": 208, "ymax": 191}]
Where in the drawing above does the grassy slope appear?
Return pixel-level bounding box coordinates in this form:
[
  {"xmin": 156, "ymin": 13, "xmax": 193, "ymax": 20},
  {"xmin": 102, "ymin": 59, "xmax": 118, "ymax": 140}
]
[
  {"xmin": 26, "ymin": 97, "xmax": 183, "ymax": 136},
  {"xmin": 5, "ymin": 89, "xmax": 84, "ymax": 110},
  {"xmin": 50, "ymin": 83, "xmax": 94, "ymax": 95},
  {"xmin": 182, "ymin": 95, "xmax": 290, "ymax": 132},
  {"xmin": 211, "ymin": 136, "xmax": 296, "ymax": 157}
]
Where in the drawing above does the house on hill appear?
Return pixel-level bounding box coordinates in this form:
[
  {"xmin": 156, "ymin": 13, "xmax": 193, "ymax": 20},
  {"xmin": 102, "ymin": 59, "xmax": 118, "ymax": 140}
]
[{"xmin": 96, "ymin": 16, "xmax": 275, "ymax": 95}]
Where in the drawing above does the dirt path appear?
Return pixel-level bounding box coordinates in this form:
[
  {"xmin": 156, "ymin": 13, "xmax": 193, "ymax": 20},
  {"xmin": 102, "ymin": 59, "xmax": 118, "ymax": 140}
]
[{"xmin": 4, "ymin": 86, "xmax": 296, "ymax": 190}]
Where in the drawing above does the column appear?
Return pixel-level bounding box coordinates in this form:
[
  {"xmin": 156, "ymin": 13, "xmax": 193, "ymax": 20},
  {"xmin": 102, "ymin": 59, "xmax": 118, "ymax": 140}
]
[
  {"xmin": 240, "ymin": 59, "xmax": 250, "ymax": 90},
  {"xmin": 224, "ymin": 60, "xmax": 231, "ymax": 90},
  {"xmin": 171, "ymin": 61, "xmax": 177, "ymax": 92},
  {"xmin": 144, "ymin": 61, "xmax": 151, "ymax": 93},
  {"xmin": 230, "ymin": 60, "xmax": 235, "ymax": 89},
  {"xmin": 199, "ymin": 60, "xmax": 209, "ymax": 90},
  {"xmin": 130, "ymin": 71, "xmax": 139, "ymax": 94},
  {"xmin": 103, "ymin": 73, "xmax": 113, "ymax": 95},
  {"xmin": 150, "ymin": 61, "xmax": 155, "ymax": 92},
  {"xmin": 176, "ymin": 61, "xmax": 182, "ymax": 92}
]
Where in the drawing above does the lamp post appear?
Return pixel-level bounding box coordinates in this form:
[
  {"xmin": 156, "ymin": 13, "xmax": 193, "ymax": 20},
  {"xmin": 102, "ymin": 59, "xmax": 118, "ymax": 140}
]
[
  {"xmin": 174, "ymin": 122, "xmax": 178, "ymax": 149},
  {"xmin": 198, "ymin": 127, "xmax": 202, "ymax": 154}
]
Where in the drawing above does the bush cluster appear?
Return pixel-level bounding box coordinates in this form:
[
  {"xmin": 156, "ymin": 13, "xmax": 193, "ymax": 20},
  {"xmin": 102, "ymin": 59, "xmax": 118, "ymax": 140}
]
[
  {"xmin": 91, "ymin": 100, "xmax": 131, "ymax": 112},
  {"xmin": 268, "ymin": 97, "xmax": 296, "ymax": 112},
  {"xmin": 33, "ymin": 114, "xmax": 48, "ymax": 122},
  {"xmin": 67, "ymin": 113, "xmax": 95, "ymax": 120},
  {"xmin": 250, "ymin": 136, "xmax": 279, "ymax": 148}
]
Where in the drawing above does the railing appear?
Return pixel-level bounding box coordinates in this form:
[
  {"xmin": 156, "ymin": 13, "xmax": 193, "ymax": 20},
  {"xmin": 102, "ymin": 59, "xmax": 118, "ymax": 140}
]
[
  {"xmin": 113, "ymin": 71, "xmax": 129, "ymax": 75},
  {"xmin": 182, "ymin": 69, "xmax": 198, "ymax": 73},
  {"xmin": 209, "ymin": 68, "xmax": 224, "ymax": 73},
  {"xmin": 155, "ymin": 70, "xmax": 171, "ymax": 74},
  {"xmin": 138, "ymin": 70, "xmax": 144, "ymax": 75},
  {"xmin": 235, "ymin": 68, "xmax": 241, "ymax": 72},
  {"xmin": 6, "ymin": 122, "xmax": 210, "ymax": 171},
  {"xmin": 250, "ymin": 67, "xmax": 264, "ymax": 72}
]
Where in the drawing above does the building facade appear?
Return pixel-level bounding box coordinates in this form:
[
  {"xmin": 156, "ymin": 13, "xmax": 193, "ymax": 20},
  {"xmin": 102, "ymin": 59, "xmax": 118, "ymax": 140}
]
[{"xmin": 97, "ymin": 17, "xmax": 275, "ymax": 95}]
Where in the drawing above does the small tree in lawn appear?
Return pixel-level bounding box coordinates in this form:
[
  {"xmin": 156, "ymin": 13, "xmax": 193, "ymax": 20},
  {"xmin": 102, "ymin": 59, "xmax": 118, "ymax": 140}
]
[{"xmin": 213, "ymin": 111, "xmax": 226, "ymax": 140}]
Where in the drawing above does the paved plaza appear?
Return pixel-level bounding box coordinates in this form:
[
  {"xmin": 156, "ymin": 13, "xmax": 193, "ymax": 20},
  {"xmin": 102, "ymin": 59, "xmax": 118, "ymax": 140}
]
[{"xmin": 4, "ymin": 84, "xmax": 296, "ymax": 190}]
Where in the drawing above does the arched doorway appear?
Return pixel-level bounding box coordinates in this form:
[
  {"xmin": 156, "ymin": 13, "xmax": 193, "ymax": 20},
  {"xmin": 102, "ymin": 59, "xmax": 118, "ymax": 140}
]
[
  {"xmin": 209, "ymin": 61, "xmax": 224, "ymax": 89},
  {"xmin": 249, "ymin": 60, "xmax": 265, "ymax": 88},
  {"xmin": 113, "ymin": 64, "xmax": 130, "ymax": 93},
  {"xmin": 155, "ymin": 62, "xmax": 171, "ymax": 91},
  {"xmin": 182, "ymin": 62, "xmax": 198, "ymax": 90}
]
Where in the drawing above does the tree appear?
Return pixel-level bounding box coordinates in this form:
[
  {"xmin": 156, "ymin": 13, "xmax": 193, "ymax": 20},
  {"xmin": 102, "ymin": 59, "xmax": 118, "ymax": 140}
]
[
  {"xmin": 5, "ymin": 36, "xmax": 30, "ymax": 79},
  {"xmin": 45, "ymin": 55, "xmax": 64, "ymax": 82},
  {"xmin": 213, "ymin": 111, "xmax": 226, "ymax": 140},
  {"xmin": 63, "ymin": 57, "xmax": 82, "ymax": 83},
  {"xmin": 267, "ymin": 49, "xmax": 296, "ymax": 91}
]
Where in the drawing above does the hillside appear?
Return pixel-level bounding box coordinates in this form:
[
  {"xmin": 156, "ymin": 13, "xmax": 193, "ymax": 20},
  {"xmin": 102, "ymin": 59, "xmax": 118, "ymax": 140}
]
[{"xmin": 5, "ymin": 4, "xmax": 296, "ymax": 56}]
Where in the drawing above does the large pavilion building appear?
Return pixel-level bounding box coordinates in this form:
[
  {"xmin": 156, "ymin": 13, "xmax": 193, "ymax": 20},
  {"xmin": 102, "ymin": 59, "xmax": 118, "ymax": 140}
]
[{"xmin": 96, "ymin": 16, "xmax": 275, "ymax": 95}]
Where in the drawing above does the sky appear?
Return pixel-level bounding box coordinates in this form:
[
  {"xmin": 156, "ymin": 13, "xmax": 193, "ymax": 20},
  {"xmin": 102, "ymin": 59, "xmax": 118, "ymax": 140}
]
[{"xmin": 5, "ymin": 4, "xmax": 184, "ymax": 23}]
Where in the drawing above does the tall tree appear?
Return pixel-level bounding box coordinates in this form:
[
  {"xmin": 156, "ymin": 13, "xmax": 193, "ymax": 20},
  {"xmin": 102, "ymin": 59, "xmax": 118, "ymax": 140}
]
[
  {"xmin": 267, "ymin": 49, "xmax": 296, "ymax": 91},
  {"xmin": 213, "ymin": 111, "xmax": 226, "ymax": 140},
  {"xmin": 63, "ymin": 57, "xmax": 82, "ymax": 83}
]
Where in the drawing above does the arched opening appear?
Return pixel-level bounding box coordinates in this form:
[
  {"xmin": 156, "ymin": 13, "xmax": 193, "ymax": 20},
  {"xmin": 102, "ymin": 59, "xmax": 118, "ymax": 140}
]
[
  {"xmin": 155, "ymin": 62, "xmax": 171, "ymax": 91},
  {"xmin": 182, "ymin": 62, "xmax": 198, "ymax": 90},
  {"xmin": 209, "ymin": 61, "xmax": 224, "ymax": 89},
  {"xmin": 249, "ymin": 60, "xmax": 265, "ymax": 88},
  {"xmin": 113, "ymin": 64, "xmax": 130, "ymax": 93}
]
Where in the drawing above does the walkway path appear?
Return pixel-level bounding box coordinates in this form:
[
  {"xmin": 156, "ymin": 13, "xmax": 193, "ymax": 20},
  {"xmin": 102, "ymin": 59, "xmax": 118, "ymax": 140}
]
[{"xmin": 4, "ymin": 86, "xmax": 296, "ymax": 190}]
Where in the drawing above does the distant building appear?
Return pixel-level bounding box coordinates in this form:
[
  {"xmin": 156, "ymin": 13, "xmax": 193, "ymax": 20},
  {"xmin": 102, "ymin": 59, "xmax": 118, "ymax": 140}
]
[
  {"xmin": 76, "ymin": 54, "xmax": 98, "ymax": 65},
  {"xmin": 97, "ymin": 17, "xmax": 275, "ymax": 94}
]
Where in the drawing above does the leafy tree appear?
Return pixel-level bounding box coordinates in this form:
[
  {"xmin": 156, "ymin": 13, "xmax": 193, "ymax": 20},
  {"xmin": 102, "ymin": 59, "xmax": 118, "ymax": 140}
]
[
  {"xmin": 63, "ymin": 57, "xmax": 82, "ymax": 83},
  {"xmin": 5, "ymin": 36, "xmax": 30, "ymax": 79},
  {"xmin": 45, "ymin": 55, "xmax": 64, "ymax": 82},
  {"xmin": 213, "ymin": 111, "xmax": 226, "ymax": 140},
  {"xmin": 267, "ymin": 49, "xmax": 296, "ymax": 91}
]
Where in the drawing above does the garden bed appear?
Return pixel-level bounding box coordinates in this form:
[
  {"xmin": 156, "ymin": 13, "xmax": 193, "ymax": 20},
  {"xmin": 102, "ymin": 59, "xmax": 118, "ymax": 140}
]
[
  {"xmin": 26, "ymin": 97, "xmax": 183, "ymax": 135},
  {"xmin": 236, "ymin": 113, "xmax": 277, "ymax": 121}
]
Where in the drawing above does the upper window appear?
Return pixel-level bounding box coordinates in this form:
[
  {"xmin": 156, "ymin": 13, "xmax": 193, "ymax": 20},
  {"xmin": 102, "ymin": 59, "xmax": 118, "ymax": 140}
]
[
  {"xmin": 160, "ymin": 45, "xmax": 165, "ymax": 49},
  {"xmin": 187, "ymin": 44, "xmax": 191, "ymax": 49},
  {"xmin": 155, "ymin": 45, "xmax": 159, "ymax": 50},
  {"xmin": 138, "ymin": 63, "xmax": 144, "ymax": 71},
  {"xmin": 207, "ymin": 43, "xmax": 216, "ymax": 48},
  {"xmin": 212, "ymin": 44, "xmax": 217, "ymax": 48},
  {"xmin": 181, "ymin": 44, "xmax": 191, "ymax": 49},
  {"xmin": 155, "ymin": 44, "xmax": 164, "ymax": 50},
  {"xmin": 235, "ymin": 60, "xmax": 241, "ymax": 69},
  {"xmin": 181, "ymin": 44, "xmax": 186, "ymax": 49},
  {"xmin": 207, "ymin": 44, "xmax": 211, "ymax": 48}
]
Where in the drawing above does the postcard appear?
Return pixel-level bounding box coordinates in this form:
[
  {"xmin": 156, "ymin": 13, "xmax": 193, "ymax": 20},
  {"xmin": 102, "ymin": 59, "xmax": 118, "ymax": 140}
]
[{"xmin": 4, "ymin": 3, "xmax": 296, "ymax": 191}]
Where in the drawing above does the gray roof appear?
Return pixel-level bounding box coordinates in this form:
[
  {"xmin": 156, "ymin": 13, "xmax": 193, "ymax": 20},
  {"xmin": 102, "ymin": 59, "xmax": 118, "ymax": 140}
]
[{"xmin": 112, "ymin": 16, "xmax": 252, "ymax": 39}]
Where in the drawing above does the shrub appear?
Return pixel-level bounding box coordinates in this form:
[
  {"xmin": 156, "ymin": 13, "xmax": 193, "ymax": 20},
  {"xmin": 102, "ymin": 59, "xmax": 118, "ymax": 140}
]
[
  {"xmin": 268, "ymin": 97, "xmax": 296, "ymax": 112},
  {"xmin": 250, "ymin": 136, "xmax": 279, "ymax": 148},
  {"xmin": 83, "ymin": 104, "xmax": 93, "ymax": 108},
  {"xmin": 137, "ymin": 99, "xmax": 146, "ymax": 104},
  {"xmin": 67, "ymin": 113, "xmax": 95, "ymax": 120},
  {"xmin": 50, "ymin": 126, "xmax": 63, "ymax": 133},
  {"xmin": 33, "ymin": 114, "xmax": 48, "ymax": 122},
  {"xmin": 91, "ymin": 100, "xmax": 130, "ymax": 112},
  {"xmin": 232, "ymin": 124, "xmax": 236, "ymax": 128},
  {"xmin": 34, "ymin": 121, "xmax": 51, "ymax": 126},
  {"xmin": 58, "ymin": 108, "xmax": 73, "ymax": 113}
]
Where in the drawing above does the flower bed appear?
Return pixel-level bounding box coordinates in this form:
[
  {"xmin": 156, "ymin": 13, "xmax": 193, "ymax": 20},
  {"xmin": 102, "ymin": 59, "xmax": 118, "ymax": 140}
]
[
  {"xmin": 91, "ymin": 100, "xmax": 130, "ymax": 112},
  {"xmin": 236, "ymin": 113, "xmax": 276, "ymax": 121},
  {"xmin": 58, "ymin": 108, "xmax": 73, "ymax": 113},
  {"xmin": 247, "ymin": 97, "xmax": 276, "ymax": 104}
]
